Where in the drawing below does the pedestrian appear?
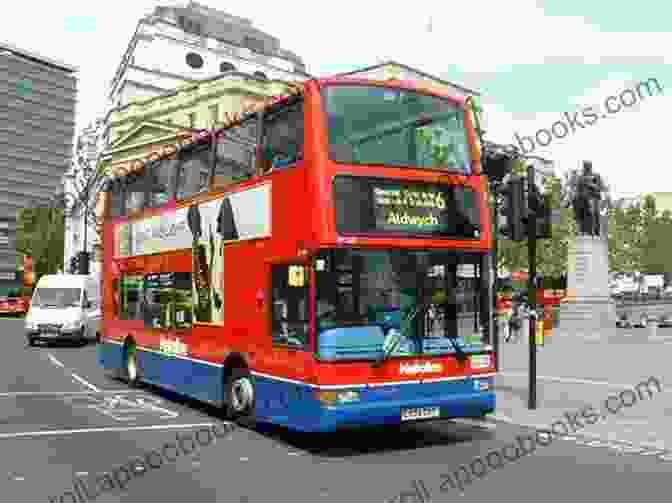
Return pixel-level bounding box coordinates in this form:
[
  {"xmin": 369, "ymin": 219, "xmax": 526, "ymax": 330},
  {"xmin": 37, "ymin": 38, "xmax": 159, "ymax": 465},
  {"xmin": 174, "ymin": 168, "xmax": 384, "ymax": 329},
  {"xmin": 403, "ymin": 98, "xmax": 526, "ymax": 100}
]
[{"xmin": 506, "ymin": 301, "xmax": 523, "ymax": 342}]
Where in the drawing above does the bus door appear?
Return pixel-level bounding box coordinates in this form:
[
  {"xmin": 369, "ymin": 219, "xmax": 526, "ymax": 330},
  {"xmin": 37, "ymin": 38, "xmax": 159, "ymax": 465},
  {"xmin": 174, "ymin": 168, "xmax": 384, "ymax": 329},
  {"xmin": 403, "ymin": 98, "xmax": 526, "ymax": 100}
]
[{"xmin": 263, "ymin": 263, "xmax": 311, "ymax": 414}]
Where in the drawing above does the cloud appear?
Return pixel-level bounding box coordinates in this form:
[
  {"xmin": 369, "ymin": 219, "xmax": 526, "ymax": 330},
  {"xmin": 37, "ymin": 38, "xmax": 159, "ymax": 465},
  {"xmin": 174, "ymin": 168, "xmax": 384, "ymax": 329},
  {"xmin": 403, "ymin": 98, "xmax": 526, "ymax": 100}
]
[{"xmin": 2, "ymin": 0, "xmax": 671, "ymax": 199}]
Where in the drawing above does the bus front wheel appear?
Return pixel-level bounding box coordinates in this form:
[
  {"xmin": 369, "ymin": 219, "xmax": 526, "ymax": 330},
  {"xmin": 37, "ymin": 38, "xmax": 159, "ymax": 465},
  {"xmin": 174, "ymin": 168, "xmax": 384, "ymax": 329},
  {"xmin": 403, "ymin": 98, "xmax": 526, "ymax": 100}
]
[
  {"xmin": 224, "ymin": 368, "xmax": 256, "ymax": 426},
  {"xmin": 124, "ymin": 343, "xmax": 142, "ymax": 388}
]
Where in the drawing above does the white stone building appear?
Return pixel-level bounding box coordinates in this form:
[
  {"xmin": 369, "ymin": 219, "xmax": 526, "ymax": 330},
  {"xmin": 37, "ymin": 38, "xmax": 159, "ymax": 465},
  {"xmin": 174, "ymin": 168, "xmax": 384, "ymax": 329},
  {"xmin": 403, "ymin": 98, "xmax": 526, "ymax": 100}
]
[
  {"xmin": 107, "ymin": 1, "xmax": 309, "ymax": 112},
  {"xmin": 63, "ymin": 1, "xmax": 309, "ymax": 272}
]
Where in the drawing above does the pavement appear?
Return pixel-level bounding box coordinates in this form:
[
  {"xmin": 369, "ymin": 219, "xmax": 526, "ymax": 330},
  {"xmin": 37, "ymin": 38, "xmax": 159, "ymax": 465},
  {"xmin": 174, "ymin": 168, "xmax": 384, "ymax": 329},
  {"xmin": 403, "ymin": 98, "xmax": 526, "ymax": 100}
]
[
  {"xmin": 2, "ymin": 317, "xmax": 671, "ymax": 503},
  {"xmin": 493, "ymin": 325, "xmax": 672, "ymax": 455}
]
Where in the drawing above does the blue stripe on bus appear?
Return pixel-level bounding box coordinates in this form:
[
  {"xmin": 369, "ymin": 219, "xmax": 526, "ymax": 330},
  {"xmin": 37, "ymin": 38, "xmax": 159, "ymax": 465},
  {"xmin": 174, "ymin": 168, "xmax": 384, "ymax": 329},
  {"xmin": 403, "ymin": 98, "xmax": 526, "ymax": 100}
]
[{"xmin": 98, "ymin": 341, "xmax": 495, "ymax": 432}]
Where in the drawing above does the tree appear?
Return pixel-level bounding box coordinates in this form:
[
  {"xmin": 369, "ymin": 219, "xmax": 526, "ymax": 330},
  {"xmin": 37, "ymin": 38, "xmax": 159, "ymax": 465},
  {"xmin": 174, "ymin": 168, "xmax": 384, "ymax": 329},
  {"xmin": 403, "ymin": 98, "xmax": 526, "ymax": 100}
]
[
  {"xmin": 496, "ymin": 160, "xmax": 574, "ymax": 279},
  {"xmin": 15, "ymin": 204, "xmax": 65, "ymax": 283},
  {"xmin": 642, "ymin": 205, "xmax": 672, "ymax": 274}
]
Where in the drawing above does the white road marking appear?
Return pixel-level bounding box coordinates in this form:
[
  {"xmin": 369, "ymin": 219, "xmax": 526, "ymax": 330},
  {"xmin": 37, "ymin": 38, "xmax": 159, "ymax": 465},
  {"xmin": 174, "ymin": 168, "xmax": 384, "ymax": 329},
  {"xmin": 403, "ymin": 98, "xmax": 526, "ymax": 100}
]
[
  {"xmin": 0, "ymin": 422, "xmax": 228, "ymax": 439},
  {"xmin": 499, "ymin": 372, "xmax": 644, "ymax": 390},
  {"xmin": 47, "ymin": 353, "xmax": 64, "ymax": 368},
  {"xmin": 486, "ymin": 415, "xmax": 670, "ymax": 456},
  {"xmin": 65, "ymin": 394, "xmax": 180, "ymax": 421},
  {"xmin": 450, "ymin": 418, "xmax": 497, "ymax": 430},
  {"xmin": 70, "ymin": 372, "xmax": 100, "ymax": 392},
  {"xmin": 0, "ymin": 390, "xmax": 135, "ymax": 398}
]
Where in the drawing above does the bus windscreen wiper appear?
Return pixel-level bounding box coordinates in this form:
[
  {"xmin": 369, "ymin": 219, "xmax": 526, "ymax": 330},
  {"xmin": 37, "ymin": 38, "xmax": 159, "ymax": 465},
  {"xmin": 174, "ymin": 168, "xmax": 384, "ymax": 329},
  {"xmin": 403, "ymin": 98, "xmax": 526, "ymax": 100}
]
[
  {"xmin": 373, "ymin": 307, "xmax": 417, "ymax": 367},
  {"xmin": 415, "ymin": 298, "xmax": 466, "ymax": 362},
  {"xmin": 445, "ymin": 332, "xmax": 467, "ymax": 363}
]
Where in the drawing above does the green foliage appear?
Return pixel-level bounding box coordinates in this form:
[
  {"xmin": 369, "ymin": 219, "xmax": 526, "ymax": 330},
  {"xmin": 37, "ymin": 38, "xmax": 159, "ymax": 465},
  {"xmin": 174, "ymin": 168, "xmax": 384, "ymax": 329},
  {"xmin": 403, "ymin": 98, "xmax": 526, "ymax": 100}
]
[
  {"xmin": 496, "ymin": 161, "xmax": 573, "ymax": 278},
  {"xmin": 15, "ymin": 205, "xmax": 65, "ymax": 284}
]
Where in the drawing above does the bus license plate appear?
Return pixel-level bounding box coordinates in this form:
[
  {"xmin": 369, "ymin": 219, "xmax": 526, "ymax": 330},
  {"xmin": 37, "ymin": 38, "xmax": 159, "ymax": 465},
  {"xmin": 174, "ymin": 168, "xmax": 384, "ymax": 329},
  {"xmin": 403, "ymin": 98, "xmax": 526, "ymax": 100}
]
[{"xmin": 401, "ymin": 406, "xmax": 440, "ymax": 421}]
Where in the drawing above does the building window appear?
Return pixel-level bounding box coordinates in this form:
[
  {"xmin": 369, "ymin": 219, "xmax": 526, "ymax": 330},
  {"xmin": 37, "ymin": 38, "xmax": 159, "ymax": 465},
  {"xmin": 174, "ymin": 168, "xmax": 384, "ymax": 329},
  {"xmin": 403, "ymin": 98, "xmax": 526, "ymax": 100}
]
[
  {"xmin": 209, "ymin": 105, "xmax": 219, "ymax": 127},
  {"xmin": 253, "ymin": 71, "xmax": 268, "ymax": 80},
  {"xmin": 186, "ymin": 52, "xmax": 204, "ymax": 69},
  {"xmin": 220, "ymin": 61, "xmax": 236, "ymax": 73},
  {"xmin": 243, "ymin": 36, "xmax": 265, "ymax": 53},
  {"xmin": 179, "ymin": 16, "xmax": 202, "ymax": 36}
]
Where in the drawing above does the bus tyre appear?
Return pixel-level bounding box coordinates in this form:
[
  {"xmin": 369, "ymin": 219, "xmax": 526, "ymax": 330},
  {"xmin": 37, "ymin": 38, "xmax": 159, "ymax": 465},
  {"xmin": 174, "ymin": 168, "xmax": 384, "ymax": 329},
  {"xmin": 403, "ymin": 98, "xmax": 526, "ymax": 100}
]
[
  {"xmin": 124, "ymin": 343, "xmax": 142, "ymax": 388},
  {"xmin": 224, "ymin": 368, "xmax": 256, "ymax": 427}
]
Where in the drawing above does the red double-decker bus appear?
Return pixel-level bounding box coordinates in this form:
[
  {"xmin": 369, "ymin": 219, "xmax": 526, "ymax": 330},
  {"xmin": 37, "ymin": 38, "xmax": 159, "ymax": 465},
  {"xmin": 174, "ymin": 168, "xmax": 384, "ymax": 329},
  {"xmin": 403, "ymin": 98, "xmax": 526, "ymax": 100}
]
[{"xmin": 97, "ymin": 77, "xmax": 496, "ymax": 431}]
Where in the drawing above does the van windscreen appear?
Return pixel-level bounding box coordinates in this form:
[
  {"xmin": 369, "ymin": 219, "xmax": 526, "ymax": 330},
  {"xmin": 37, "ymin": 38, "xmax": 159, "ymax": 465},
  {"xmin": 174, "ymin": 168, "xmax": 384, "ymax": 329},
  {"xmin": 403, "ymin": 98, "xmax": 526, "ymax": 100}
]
[{"xmin": 33, "ymin": 288, "xmax": 82, "ymax": 308}]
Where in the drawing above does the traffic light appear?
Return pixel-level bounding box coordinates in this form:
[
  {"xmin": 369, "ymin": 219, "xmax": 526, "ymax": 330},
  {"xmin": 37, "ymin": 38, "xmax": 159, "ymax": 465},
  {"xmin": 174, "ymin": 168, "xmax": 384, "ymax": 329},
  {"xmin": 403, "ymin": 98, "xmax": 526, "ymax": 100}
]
[
  {"xmin": 70, "ymin": 255, "xmax": 78, "ymax": 274},
  {"xmin": 482, "ymin": 152, "xmax": 514, "ymax": 184},
  {"xmin": 77, "ymin": 251, "xmax": 90, "ymax": 275},
  {"xmin": 526, "ymin": 180, "xmax": 552, "ymax": 239},
  {"xmin": 499, "ymin": 176, "xmax": 526, "ymax": 241},
  {"xmin": 534, "ymin": 193, "xmax": 553, "ymax": 239}
]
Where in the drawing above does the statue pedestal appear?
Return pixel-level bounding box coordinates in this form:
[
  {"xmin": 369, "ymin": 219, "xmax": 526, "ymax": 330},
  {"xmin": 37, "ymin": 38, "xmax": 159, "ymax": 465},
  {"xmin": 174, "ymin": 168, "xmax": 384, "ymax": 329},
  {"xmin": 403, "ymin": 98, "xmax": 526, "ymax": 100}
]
[{"xmin": 560, "ymin": 235, "xmax": 616, "ymax": 333}]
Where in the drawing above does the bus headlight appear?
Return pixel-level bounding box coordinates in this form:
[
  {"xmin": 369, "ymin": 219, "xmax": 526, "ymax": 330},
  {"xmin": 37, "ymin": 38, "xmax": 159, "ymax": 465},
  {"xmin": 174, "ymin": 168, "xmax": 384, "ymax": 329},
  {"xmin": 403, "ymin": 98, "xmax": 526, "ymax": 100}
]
[{"xmin": 315, "ymin": 389, "xmax": 361, "ymax": 405}]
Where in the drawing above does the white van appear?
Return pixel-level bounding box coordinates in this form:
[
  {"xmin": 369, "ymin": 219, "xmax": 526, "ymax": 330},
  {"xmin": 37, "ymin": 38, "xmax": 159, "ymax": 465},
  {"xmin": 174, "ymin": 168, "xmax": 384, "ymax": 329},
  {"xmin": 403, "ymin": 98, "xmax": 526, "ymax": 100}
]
[{"xmin": 24, "ymin": 274, "xmax": 101, "ymax": 346}]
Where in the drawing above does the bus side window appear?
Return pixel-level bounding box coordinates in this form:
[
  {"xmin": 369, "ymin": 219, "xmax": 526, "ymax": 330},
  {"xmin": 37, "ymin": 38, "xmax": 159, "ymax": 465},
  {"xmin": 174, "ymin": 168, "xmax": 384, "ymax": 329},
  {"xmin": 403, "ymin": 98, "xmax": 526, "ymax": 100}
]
[
  {"xmin": 271, "ymin": 265, "xmax": 308, "ymax": 349},
  {"xmin": 213, "ymin": 118, "xmax": 257, "ymax": 189},
  {"xmin": 120, "ymin": 275, "xmax": 143, "ymax": 321},
  {"xmin": 261, "ymin": 100, "xmax": 304, "ymax": 174},
  {"xmin": 125, "ymin": 170, "xmax": 148, "ymax": 217},
  {"xmin": 175, "ymin": 146, "xmax": 210, "ymax": 201},
  {"xmin": 110, "ymin": 180, "xmax": 125, "ymax": 217},
  {"xmin": 147, "ymin": 158, "xmax": 176, "ymax": 208}
]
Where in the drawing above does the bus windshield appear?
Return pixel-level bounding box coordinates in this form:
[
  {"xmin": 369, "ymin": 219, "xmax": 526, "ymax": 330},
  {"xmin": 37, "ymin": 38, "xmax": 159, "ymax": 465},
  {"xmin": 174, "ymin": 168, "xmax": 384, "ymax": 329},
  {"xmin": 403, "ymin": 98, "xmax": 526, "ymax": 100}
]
[
  {"xmin": 323, "ymin": 84, "xmax": 471, "ymax": 172},
  {"xmin": 315, "ymin": 249, "xmax": 490, "ymax": 357}
]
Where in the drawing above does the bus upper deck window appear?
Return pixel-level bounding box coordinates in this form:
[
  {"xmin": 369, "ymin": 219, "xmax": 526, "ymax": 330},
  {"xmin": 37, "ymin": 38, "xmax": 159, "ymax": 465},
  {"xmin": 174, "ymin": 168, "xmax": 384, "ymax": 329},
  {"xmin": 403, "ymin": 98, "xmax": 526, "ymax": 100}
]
[
  {"xmin": 125, "ymin": 172, "xmax": 147, "ymax": 216},
  {"xmin": 262, "ymin": 101, "xmax": 304, "ymax": 173},
  {"xmin": 148, "ymin": 159, "xmax": 174, "ymax": 207},
  {"xmin": 110, "ymin": 180, "xmax": 125, "ymax": 217},
  {"xmin": 176, "ymin": 147, "xmax": 210, "ymax": 200}
]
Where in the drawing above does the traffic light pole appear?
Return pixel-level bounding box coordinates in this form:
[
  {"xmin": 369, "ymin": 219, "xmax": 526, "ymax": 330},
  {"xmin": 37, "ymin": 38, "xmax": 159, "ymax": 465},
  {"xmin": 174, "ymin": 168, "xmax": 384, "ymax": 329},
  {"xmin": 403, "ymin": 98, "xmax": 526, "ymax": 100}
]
[
  {"xmin": 492, "ymin": 187, "xmax": 500, "ymax": 372},
  {"xmin": 527, "ymin": 164, "xmax": 537, "ymax": 410}
]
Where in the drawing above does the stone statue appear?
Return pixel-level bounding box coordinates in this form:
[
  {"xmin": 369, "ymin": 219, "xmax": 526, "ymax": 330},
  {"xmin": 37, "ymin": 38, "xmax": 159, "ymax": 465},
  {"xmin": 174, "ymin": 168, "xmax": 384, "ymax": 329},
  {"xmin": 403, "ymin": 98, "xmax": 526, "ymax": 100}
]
[{"xmin": 572, "ymin": 161, "xmax": 604, "ymax": 236}]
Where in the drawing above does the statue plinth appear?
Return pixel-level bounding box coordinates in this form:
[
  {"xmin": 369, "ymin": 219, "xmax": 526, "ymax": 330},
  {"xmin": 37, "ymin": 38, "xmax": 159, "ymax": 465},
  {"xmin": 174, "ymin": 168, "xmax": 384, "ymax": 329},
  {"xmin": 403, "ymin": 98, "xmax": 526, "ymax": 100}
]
[{"xmin": 560, "ymin": 234, "xmax": 616, "ymax": 331}]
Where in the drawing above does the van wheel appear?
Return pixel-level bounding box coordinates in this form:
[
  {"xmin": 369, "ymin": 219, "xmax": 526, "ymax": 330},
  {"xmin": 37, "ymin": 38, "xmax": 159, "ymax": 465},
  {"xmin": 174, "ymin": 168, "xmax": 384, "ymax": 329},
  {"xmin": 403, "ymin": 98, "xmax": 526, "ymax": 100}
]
[
  {"xmin": 78, "ymin": 327, "xmax": 87, "ymax": 346},
  {"xmin": 124, "ymin": 343, "xmax": 142, "ymax": 388},
  {"xmin": 224, "ymin": 368, "xmax": 256, "ymax": 427}
]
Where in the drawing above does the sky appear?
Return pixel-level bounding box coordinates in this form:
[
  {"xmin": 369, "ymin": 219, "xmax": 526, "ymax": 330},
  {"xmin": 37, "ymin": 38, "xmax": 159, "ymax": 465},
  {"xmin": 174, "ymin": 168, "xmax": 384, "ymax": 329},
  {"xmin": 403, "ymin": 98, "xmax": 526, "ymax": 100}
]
[{"xmin": 2, "ymin": 0, "xmax": 671, "ymax": 199}]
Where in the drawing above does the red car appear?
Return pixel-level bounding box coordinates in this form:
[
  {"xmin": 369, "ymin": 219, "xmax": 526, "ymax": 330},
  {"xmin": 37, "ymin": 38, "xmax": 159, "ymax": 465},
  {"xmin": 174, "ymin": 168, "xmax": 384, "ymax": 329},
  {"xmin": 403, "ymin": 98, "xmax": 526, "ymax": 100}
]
[{"xmin": 0, "ymin": 296, "xmax": 30, "ymax": 315}]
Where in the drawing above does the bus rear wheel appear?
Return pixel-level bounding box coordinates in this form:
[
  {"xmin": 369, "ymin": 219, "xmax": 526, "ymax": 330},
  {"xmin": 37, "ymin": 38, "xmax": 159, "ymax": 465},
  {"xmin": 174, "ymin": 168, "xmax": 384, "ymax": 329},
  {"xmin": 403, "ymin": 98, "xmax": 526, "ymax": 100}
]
[
  {"xmin": 224, "ymin": 368, "xmax": 256, "ymax": 426},
  {"xmin": 124, "ymin": 343, "xmax": 142, "ymax": 388}
]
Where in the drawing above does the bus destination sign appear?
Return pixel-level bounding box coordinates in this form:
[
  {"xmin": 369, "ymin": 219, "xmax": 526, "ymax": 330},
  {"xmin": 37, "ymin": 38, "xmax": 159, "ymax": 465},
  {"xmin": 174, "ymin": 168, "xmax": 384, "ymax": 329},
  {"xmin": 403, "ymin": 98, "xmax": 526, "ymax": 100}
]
[
  {"xmin": 333, "ymin": 176, "xmax": 480, "ymax": 239},
  {"xmin": 372, "ymin": 185, "xmax": 448, "ymax": 233}
]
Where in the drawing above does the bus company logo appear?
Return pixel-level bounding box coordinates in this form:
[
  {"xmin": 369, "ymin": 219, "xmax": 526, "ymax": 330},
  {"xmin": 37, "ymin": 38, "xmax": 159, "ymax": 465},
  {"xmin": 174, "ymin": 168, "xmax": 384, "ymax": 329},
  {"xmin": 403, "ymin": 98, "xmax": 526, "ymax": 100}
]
[{"xmin": 399, "ymin": 362, "xmax": 443, "ymax": 375}]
